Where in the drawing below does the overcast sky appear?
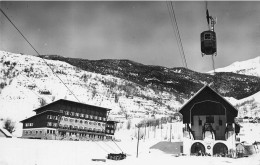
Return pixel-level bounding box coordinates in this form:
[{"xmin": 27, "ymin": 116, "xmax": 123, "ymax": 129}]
[{"xmin": 0, "ymin": 1, "xmax": 259, "ymax": 72}]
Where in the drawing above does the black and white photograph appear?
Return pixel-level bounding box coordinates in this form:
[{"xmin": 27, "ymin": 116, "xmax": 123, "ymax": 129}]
[{"xmin": 0, "ymin": 1, "xmax": 260, "ymax": 165}]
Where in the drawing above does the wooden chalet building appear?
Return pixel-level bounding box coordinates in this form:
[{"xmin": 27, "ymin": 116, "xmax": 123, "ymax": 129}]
[
  {"xmin": 20, "ymin": 99, "xmax": 116, "ymax": 140},
  {"xmin": 179, "ymin": 85, "xmax": 240, "ymax": 156}
]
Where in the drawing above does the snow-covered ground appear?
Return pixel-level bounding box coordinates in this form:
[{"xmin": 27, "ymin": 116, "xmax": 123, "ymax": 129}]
[
  {"xmin": 0, "ymin": 137, "xmax": 260, "ymax": 165},
  {"xmin": 1, "ymin": 125, "xmax": 260, "ymax": 165}
]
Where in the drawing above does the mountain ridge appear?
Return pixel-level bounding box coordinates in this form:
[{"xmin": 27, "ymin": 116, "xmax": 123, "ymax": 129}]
[
  {"xmin": 209, "ymin": 56, "xmax": 260, "ymax": 77},
  {"xmin": 40, "ymin": 54, "xmax": 260, "ymax": 100}
]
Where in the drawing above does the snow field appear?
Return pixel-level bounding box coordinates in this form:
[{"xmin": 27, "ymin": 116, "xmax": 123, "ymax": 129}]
[{"xmin": 1, "ymin": 138, "xmax": 260, "ymax": 165}]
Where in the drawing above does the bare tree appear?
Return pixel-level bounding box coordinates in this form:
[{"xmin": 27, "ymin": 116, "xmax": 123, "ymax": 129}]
[
  {"xmin": 119, "ymin": 103, "xmax": 128, "ymax": 119},
  {"xmin": 39, "ymin": 98, "xmax": 47, "ymax": 107},
  {"xmin": 127, "ymin": 119, "xmax": 131, "ymax": 130}
]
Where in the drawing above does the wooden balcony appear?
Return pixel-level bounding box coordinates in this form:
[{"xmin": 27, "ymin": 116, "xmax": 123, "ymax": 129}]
[{"xmin": 57, "ymin": 127, "xmax": 106, "ymax": 135}]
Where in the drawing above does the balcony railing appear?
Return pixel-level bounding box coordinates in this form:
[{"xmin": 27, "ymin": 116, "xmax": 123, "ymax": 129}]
[{"xmin": 57, "ymin": 126, "xmax": 106, "ymax": 135}]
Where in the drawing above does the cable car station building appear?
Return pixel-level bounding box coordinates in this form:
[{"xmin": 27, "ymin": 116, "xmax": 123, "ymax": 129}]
[
  {"xmin": 20, "ymin": 99, "xmax": 116, "ymax": 140},
  {"xmin": 179, "ymin": 85, "xmax": 240, "ymax": 156}
]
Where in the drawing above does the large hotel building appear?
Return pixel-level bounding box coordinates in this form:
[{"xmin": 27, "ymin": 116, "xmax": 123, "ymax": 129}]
[{"xmin": 20, "ymin": 99, "xmax": 116, "ymax": 140}]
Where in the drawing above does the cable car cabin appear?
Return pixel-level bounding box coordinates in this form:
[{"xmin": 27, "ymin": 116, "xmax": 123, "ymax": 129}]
[{"xmin": 201, "ymin": 30, "xmax": 217, "ymax": 56}]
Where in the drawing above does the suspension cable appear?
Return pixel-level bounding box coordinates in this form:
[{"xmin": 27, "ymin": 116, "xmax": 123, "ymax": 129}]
[
  {"xmin": 166, "ymin": 1, "xmax": 188, "ymax": 69},
  {"xmin": 17, "ymin": 75, "xmax": 43, "ymax": 99},
  {"xmin": 111, "ymin": 139, "xmax": 124, "ymax": 153},
  {"xmin": 211, "ymin": 54, "xmax": 216, "ymax": 75},
  {"xmin": 169, "ymin": 1, "xmax": 188, "ymax": 68},
  {"xmin": 0, "ymin": 8, "xmax": 81, "ymax": 103},
  {"xmin": 101, "ymin": 141, "xmax": 117, "ymax": 153},
  {"xmin": 96, "ymin": 124, "xmax": 124, "ymax": 153},
  {"xmin": 19, "ymin": 74, "xmax": 52, "ymax": 99},
  {"xmin": 0, "ymin": 7, "xmax": 115, "ymax": 154},
  {"xmin": 166, "ymin": 1, "xmax": 185, "ymax": 68},
  {"xmin": 94, "ymin": 141, "xmax": 110, "ymax": 154}
]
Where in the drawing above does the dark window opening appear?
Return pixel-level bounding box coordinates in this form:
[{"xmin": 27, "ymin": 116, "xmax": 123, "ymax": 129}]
[
  {"xmin": 204, "ymin": 33, "xmax": 211, "ymax": 40},
  {"xmin": 219, "ymin": 120, "xmax": 222, "ymax": 126},
  {"xmin": 206, "ymin": 116, "xmax": 214, "ymax": 123},
  {"xmin": 199, "ymin": 119, "xmax": 202, "ymax": 126}
]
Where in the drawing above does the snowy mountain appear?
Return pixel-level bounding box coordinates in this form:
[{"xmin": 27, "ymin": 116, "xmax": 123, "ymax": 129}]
[
  {"xmin": 209, "ymin": 56, "xmax": 260, "ymax": 77},
  {"xmin": 41, "ymin": 54, "xmax": 260, "ymax": 100},
  {"xmin": 0, "ymin": 50, "xmax": 184, "ymax": 135},
  {"xmin": 226, "ymin": 91, "xmax": 260, "ymax": 118},
  {"xmin": 0, "ymin": 50, "xmax": 260, "ymax": 136}
]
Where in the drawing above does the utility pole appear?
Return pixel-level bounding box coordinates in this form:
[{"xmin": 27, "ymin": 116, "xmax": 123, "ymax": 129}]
[
  {"xmin": 170, "ymin": 123, "xmax": 172, "ymax": 142},
  {"xmin": 161, "ymin": 118, "xmax": 163, "ymax": 141},
  {"xmin": 136, "ymin": 125, "xmax": 140, "ymax": 158},
  {"xmin": 144, "ymin": 121, "xmax": 146, "ymax": 142}
]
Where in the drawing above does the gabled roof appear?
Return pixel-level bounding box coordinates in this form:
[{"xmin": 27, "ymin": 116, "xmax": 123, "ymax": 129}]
[
  {"xmin": 179, "ymin": 85, "xmax": 238, "ymax": 123},
  {"xmin": 179, "ymin": 85, "xmax": 209, "ymax": 111},
  {"xmin": 33, "ymin": 99, "xmax": 112, "ymax": 112},
  {"xmin": 0, "ymin": 127, "xmax": 12, "ymax": 138},
  {"xmin": 20, "ymin": 110, "xmax": 61, "ymax": 123}
]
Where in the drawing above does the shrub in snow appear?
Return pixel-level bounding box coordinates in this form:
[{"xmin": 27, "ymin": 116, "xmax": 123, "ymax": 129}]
[{"xmin": 3, "ymin": 118, "xmax": 16, "ymax": 134}]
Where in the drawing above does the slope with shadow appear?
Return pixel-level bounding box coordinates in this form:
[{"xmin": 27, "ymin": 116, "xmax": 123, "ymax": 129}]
[{"xmin": 40, "ymin": 55, "xmax": 260, "ymax": 100}]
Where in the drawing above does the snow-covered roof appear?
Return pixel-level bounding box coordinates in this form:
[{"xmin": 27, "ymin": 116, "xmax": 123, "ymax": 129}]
[{"xmin": 0, "ymin": 127, "xmax": 12, "ymax": 138}]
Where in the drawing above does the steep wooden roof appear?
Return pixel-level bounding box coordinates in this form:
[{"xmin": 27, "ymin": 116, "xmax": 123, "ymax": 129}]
[
  {"xmin": 20, "ymin": 110, "xmax": 61, "ymax": 123},
  {"xmin": 179, "ymin": 85, "xmax": 238, "ymax": 123},
  {"xmin": 33, "ymin": 99, "xmax": 111, "ymax": 112}
]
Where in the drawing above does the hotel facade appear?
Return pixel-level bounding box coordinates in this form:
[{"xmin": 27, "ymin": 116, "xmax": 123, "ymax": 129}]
[{"xmin": 20, "ymin": 99, "xmax": 116, "ymax": 140}]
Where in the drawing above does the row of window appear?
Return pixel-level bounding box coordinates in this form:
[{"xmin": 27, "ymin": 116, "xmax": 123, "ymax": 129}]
[
  {"xmin": 47, "ymin": 115, "xmax": 59, "ymax": 120},
  {"xmin": 106, "ymin": 124, "xmax": 114, "ymax": 128},
  {"xmin": 24, "ymin": 130, "xmax": 42, "ymax": 135},
  {"xmin": 59, "ymin": 106, "xmax": 105, "ymax": 117},
  {"xmin": 61, "ymin": 117, "xmax": 106, "ymax": 126},
  {"xmin": 60, "ymin": 132, "xmax": 104, "ymax": 139},
  {"xmin": 61, "ymin": 110, "xmax": 106, "ymax": 121},
  {"xmin": 25, "ymin": 123, "xmax": 33, "ymax": 127},
  {"xmin": 47, "ymin": 122, "xmax": 58, "ymax": 127},
  {"xmin": 59, "ymin": 124, "xmax": 105, "ymax": 132},
  {"xmin": 47, "ymin": 129, "xmax": 56, "ymax": 134},
  {"xmin": 24, "ymin": 129, "xmax": 56, "ymax": 135},
  {"xmin": 24, "ymin": 129, "xmax": 113, "ymax": 136}
]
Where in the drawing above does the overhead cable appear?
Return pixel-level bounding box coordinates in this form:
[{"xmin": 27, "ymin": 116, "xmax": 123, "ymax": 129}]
[
  {"xmin": 0, "ymin": 8, "xmax": 81, "ymax": 103},
  {"xmin": 166, "ymin": 1, "xmax": 188, "ymax": 68}
]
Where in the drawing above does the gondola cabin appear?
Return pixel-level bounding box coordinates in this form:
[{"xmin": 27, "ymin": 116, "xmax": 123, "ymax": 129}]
[{"xmin": 201, "ymin": 30, "xmax": 217, "ymax": 56}]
